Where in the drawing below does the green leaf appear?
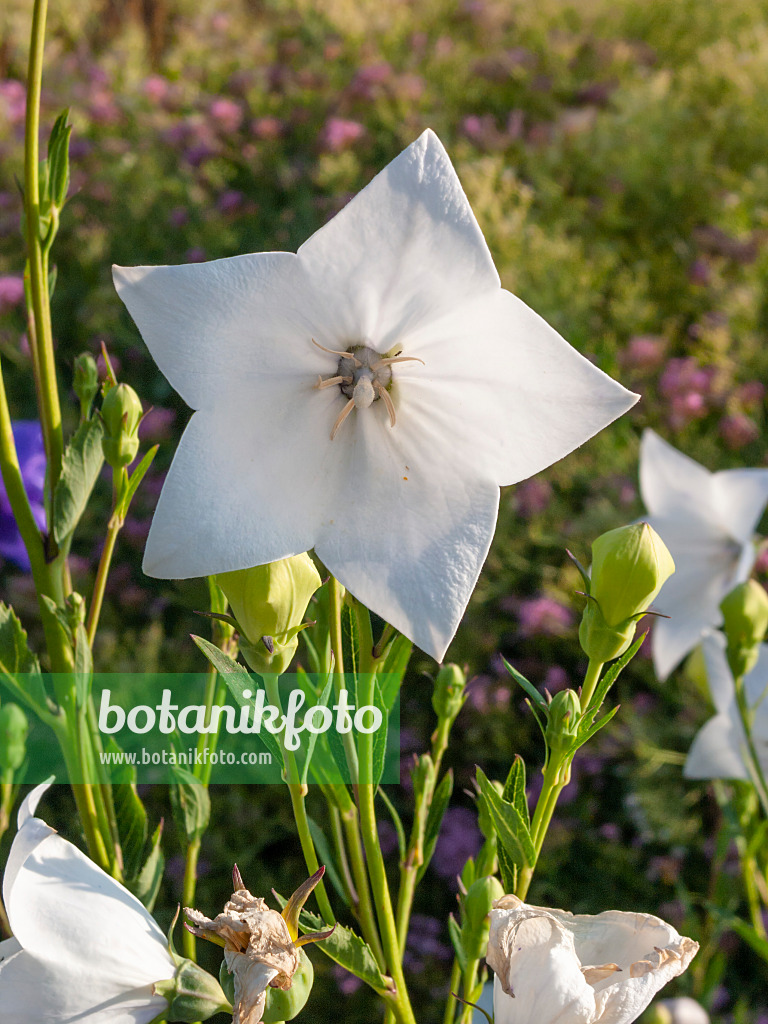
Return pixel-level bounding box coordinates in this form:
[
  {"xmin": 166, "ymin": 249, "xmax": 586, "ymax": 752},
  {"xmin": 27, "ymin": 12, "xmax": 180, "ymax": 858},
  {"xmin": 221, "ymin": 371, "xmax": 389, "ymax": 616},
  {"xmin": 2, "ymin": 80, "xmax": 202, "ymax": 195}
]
[
  {"xmin": 170, "ymin": 765, "xmax": 211, "ymax": 843},
  {"xmin": 48, "ymin": 110, "xmax": 72, "ymax": 209},
  {"xmin": 503, "ymin": 657, "xmax": 547, "ymax": 707},
  {"xmin": 582, "ymin": 633, "xmax": 646, "ymax": 719},
  {"xmin": 40, "ymin": 594, "xmax": 74, "ymax": 646},
  {"xmin": 416, "ymin": 769, "xmax": 454, "ymax": 884},
  {"xmin": 572, "ymin": 704, "xmax": 621, "ymax": 750},
  {"xmin": 116, "ymin": 445, "xmax": 159, "ymax": 520},
  {"xmin": 53, "ymin": 418, "xmax": 105, "ymax": 543},
  {"xmin": 448, "ymin": 914, "xmax": 466, "ymax": 972},
  {"xmin": 111, "ymin": 759, "xmax": 149, "ymax": 879},
  {"xmin": 724, "ymin": 915, "xmax": 768, "ymax": 963},
  {"xmin": 132, "ymin": 820, "xmax": 164, "ymax": 911},
  {"xmin": 497, "ymin": 842, "xmax": 517, "ymax": 895},
  {"xmin": 301, "ymin": 673, "xmax": 334, "ymax": 786},
  {"xmin": 73, "ymin": 622, "xmax": 92, "ymax": 709},
  {"xmin": 0, "ymin": 603, "xmax": 48, "ymax": 717},
  {"xmin": 378, "ymin": 632, "xmax": 412, "ymax": 710},
  {"xmin": 191, "ymin": 635, "xmax": 284, "ymax": 771},
  {"xmin": 306, "ymin": 816, "xmax": 348, "ymax": 908},
  {"xmin": 503, "ymin": 755, "xmax": 531, "ymax": 832},
  {"xmin": 377, "ymin": 787, "xmax": 406, "ymax": 865},
  {"xmin": 370, "ymin": 678, "xmax": 389, "ymax": 787},
  {"xmin": 475, "ymin": 767, "xmax": 535, "ymax": 870},
  {"xmin": 296, "ymin": 907, "xmax": 392, "ymax": 995}
]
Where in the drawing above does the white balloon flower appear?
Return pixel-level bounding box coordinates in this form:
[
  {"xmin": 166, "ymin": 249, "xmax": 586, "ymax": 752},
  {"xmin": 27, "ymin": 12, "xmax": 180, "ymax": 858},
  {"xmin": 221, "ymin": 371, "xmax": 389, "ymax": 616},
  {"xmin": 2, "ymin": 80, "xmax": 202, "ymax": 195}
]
[
  {"xmin": 684, "ymin": 631, "xmax": 768, "ymax": 780},
  {"xmin": 487, "ymin": 895, "xmax": 698, "ymax": 1024},
  {"xmin": 114, "ymin": 129, "xmax": 637, "ymax": 660},
  {"xmin": 640, "ymin": 429, "xmax": 768, "ymax": 680},
  {"xmin": 0, "ymin": 782, "xmax": 176, "ymax": 1024}
]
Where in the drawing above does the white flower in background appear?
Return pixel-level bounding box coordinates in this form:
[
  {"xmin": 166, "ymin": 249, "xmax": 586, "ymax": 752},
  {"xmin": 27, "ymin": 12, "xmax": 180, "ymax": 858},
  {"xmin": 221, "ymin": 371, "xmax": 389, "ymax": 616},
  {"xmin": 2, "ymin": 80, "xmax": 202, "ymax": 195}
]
[
  {"xmin": 684, "ymin": 631, "xmax": 768, "ymax": 780},
  {"xmin": 0, "ymin": 782, "xmax": 175, "ymax": 1023},
  {"xmin": 487, "ymin": 895, "xmax": 698, "ymax": 1024},
  {"xmin": 114, "ymin": 129, "xmax": 636, "ymax": 660},
  {"xmin": 640, "ymin": 429, "xmax": 768, "ymax": 680}
]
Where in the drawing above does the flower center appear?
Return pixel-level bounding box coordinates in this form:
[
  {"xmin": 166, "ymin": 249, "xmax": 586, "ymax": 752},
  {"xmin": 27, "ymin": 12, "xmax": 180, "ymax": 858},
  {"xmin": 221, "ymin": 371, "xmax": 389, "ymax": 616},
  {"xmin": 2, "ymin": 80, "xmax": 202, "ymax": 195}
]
[{"xmin": 312, "ymin": 340, "xmax": 424, "ymax": 440}]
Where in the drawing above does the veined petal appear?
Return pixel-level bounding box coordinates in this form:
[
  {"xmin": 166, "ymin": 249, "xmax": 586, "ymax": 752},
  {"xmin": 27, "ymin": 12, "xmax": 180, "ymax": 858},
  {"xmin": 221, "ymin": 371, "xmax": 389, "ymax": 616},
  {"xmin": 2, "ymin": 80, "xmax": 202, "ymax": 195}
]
[
  {"xmin": 113, "ymin": 253, "xmax": 323, "ymax": 411},
  {"xmin": 143, "ymin": 386, "xmax": 343, "ymax": 579},
  {"xmin": 297, "ymin": 129, "xmax": 500, "ymax": 349},
  {"xmin": 0, "ymin": 943, "xmax": 167, "ymax": 1024},
  {"xmin": 711, "ymin": 468, "xmax": 768, "ymax": 545},
  {"xmin": 640, "ymin": 431, "xmax": 717, "ymax": 526},
  {"xmin": 6, "ymin": 831, "xmax": 174, "ymax": 996},
  {"xmin": 314, "ymin": 409, "xmax": 499, "ymax": 661},
  {"xmin": 401, "ymin": 288, "xmax": 638, "ymax": 486}
]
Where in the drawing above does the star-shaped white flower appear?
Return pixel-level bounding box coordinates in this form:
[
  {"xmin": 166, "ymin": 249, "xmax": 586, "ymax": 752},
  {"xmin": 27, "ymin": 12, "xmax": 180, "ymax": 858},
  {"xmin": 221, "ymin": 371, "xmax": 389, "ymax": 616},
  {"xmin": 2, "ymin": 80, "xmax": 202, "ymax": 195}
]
[
  {"xmin": 640, "ymin": 429, "xmax": 768, "ymax": 680},
  {"xmin": 0, "ymin": 782, "xmax": 176, "ymax": 1023},
  {"xmin": 487, "ymin": 895, "xmax": 698, "ymax": 1024},
  {"xmin": 114, "ymin": 129, "xmax": 636, "ymax": 660},
  {"xmin": 684, "ymin": 631, "xmax": 768, "ymax": 780}
]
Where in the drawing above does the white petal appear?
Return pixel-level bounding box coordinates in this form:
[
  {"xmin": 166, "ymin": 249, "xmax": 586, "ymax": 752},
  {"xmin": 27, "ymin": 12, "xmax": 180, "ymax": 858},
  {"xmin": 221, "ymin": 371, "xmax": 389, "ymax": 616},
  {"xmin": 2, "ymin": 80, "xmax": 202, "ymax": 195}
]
[
  {"xmin": 400, "ymin": 288, "xmax": 638, "ymax": 486},
  {"xmin": 143, "ymin": 386, "xmax": 342, "ymax": 578},
  {"xmin": 0, "ymin": 943, "xmax": 166, "ymax": 1024},
  {"xmin": 546, "ymin": 909, "xmax": 681, "ymax": 975},
  {"xmin": 113, "ymin": 253, "xmax": 323, "ymax": 410},
  {"xmin": 699, "ymin": 633, "xmax": 735, "ymax": 715},
  {"xmin": 711, "ymin": 468, "xmax": 768, "ymax": 544},
  {"xmin": 18, "ymin": 781, "xmax": 53, "ymax": 825},
  {"xmin": 6, "ymin": 831, "xmax": 174, "ymax": 996},
  {"xmin": 314, "ymin": 408, "xmax": 500, "ymax": 660},
  {"xmin": 3, "ymin": 786, "xmax": 56, "ymax": 913},
  {"xmin": 297, "ymin": 129, "xmax": 500, "ymax": 350},
  {"xmin": 594, "ymin": 939, "xmax": 698, "ymax": 1024},
  {"xmin": 649, "ymin": 565, "xmax": 729, "ymax": 681},
  {"xmin": 684, "ymin": 714, "xmax": 748, "ymax": 780},
  {"xmin": 639, "ymin": 431, "xmax": 716, "ymax": 525}
]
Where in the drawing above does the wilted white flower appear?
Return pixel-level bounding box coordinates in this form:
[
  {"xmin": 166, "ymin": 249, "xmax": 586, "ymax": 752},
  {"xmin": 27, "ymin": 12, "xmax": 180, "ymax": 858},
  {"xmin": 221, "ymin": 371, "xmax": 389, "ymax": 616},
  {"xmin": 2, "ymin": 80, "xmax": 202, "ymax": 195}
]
[
  {"xmin": 640, "ymin": 429, "xmax": 768, "ymax": 680},
  {"xmin": 685, "ymin": 631, "xmax": 768, "ymax": 780},
  {"xmin": 487, "ymin": 895, "xmax": 698, "ymax": 1024},
  {"xmin": 0, "ymin": 782, "xmax": 175, "ymax": 1023},
  {"xmin": 114, "ymin": 129, "xmax": 636, "ymax": 660}
]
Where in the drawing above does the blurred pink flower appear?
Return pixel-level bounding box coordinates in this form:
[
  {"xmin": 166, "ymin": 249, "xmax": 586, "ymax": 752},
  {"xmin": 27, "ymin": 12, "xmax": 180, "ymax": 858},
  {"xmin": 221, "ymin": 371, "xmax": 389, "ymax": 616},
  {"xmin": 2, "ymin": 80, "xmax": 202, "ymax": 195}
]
[
  {"xmin": 622, "ymin": 334, "xmax": 665, "ymax": 371},
  {"xmin": 0, "ymin": 275, "xmax": 24, "ymax": 314},
  {"xmin": 517, "ymin": 595, "xmax": 574, "ymax": 637},
  {"xmin": 251, "ymin": 116, "xmax": 283, "ymax": 140},
  {"xmin": 719, "ymin": 412, "xmax": 759, "ymax": 450},
  {"xmin": 321, "ymin": 117, "xmax": 365, "ymax": 151},
  {"xmin": 143, "ymin": 74, "xmax": 170, "ymax": 104},
  {"xmin": 0, "ymin": 80, "xmax": 25, "ymax": 123},
  {"xmin": 737, "ymin": 380, "xmax": 765, "ymax": 408},
  {"xmin": 209, "ymin": 97, "xmax": 243, "ymax": 134},
  {"xmin": 513, "ymin": 477, "xmax": 553, "ymax": 517}
]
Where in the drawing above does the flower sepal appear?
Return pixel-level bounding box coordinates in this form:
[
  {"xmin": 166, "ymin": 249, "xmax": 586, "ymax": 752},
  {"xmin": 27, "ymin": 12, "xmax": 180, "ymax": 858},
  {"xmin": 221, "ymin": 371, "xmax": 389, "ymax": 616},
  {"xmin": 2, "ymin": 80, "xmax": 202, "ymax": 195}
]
[{"xmin": 152, "ymin": 958, "xmax": 233, "ymax": 1023}]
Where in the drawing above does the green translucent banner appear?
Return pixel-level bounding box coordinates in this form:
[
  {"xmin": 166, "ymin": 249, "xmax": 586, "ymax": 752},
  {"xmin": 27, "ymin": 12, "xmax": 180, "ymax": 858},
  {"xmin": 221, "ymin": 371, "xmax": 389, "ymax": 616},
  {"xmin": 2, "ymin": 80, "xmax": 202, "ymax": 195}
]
[{"xmin": 7, "ymin": 673, "xmax": 400, "ymax": 784}]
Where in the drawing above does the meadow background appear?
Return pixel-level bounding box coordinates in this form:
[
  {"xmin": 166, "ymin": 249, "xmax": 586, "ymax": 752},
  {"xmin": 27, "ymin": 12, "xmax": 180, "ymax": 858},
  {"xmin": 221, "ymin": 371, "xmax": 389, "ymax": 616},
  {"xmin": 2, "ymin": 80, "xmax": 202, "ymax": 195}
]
[{"xmin": 1, "ymin": 0, "xmax": 767, "ymax": 1020}]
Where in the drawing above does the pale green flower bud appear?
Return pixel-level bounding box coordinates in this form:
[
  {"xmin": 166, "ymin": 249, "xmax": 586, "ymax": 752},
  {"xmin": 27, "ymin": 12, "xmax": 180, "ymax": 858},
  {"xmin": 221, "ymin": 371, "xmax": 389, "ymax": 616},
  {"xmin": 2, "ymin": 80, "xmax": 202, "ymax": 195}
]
[
  {"xmin": 0, "ymin": 702, "xmax": 28, "ymax": 774},
  {"xmin": 217, "ymin": 554, "xmax": 322, "ymax": 675},
  {"xmin": 154, "ymin": 957, "xmax": 231, "ymax": 1023},
  {"xmin": 101, "ymin": 382, "xmax": 143, "ymax": 467},
  {"xmin": 432, "ymin": 663, "xmax": 466, "ymax": 722},
  {"xmin": 73, "ymin": 352, "xmax": 99, "ymax": 419},
  {"xmin": 544, "ymin": 689, "xmax": 581, "ymax": 758},
  {"xmin": 263, "ymin": 947, "xmax": 314, "ymax": 1022},
  {"xmin": 461, "ymin": 875, "xmax": 505, "ymax": 960},
  {"xmin": 410, "ymin": 752, "xmax": 436, "ymax": 803},
  {"xmin": 720, "ymin": 580, "xmax": 768, "ymax": 679},
  {"xmin": 579, "ymin": 523, "xmax": 675, "ymax": 662}
]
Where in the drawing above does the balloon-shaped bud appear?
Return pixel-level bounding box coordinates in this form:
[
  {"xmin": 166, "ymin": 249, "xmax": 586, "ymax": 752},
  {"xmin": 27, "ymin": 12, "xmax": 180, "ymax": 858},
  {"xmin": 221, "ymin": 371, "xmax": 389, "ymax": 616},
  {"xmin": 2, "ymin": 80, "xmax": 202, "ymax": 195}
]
[
  {"xmin": 0, "ymin": 702, "xmax": 28, "ymax": 774},
  {"xmin": 432, "ymin": 663, "xmax": 466, "ymax": 722},
  {"xmin": 217, "ymin": 554, "xmax": 322, "ymax": 675},
  {"xmin": 262, "ymin": 947, "xmax": 314, "ymax": 1022},
  {"xmin": 73, "ymin": 353, "xmax": 99, "ymax": 419},
  {"xmin": 101, "ymin": 382, "xmax": 143, "ymax": 467},
  {"xmin": 154, "ymin": 957, "xmax": 232, "ymax": 1023},
  {"xmin": 544, "ymin": 689, "xmax": 581, "ymax": 757},
  {"xmin": 720, "ymin": 580, "xmax": 768, "ymax": 679},
  {"xmin": 579, "ymin": 523, "xmax": 674, "ymax": 662},
  {"xmin": 462, "ymin": 875, "xmax": 505, "ymax": 960}
]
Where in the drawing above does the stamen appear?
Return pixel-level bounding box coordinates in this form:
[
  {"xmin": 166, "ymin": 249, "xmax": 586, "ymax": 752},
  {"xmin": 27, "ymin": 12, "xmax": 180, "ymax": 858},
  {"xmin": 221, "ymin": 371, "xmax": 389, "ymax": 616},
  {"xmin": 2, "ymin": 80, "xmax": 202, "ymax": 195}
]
[
  {"xmin": 330, "ymin": 398, "xmax": 356, "ymax": 440},
  {"xmin": 312, "ymin": 338, "xmax": 362, "ymax": 366},
  {"xmin": 375, "ymin": 382, "xmax": 397, "ymax": 427},
  {"xmin": 371, "ymin": 355, "xmax": 425, "ymax": 370},
  {"xmin": 315, "ymin": 374, "xmax": 352, "ymax": 390}
]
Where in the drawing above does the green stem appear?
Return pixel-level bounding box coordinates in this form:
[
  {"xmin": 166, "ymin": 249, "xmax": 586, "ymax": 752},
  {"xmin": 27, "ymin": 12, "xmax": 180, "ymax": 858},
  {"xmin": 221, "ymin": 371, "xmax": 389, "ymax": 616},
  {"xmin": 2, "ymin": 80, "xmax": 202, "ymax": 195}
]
[
  {"xmin": 458, "ymin": 960, "xmax": 479, "ymax": 1024},
  {"xmin": 329, "ymin": 578, "xmax": 359, "ymax": 782},
  {"xmin": 339, "ymin": 802, "xmax": 387, "ymax": 969},
  {"xmin": 734, "ymin": 676, "xmax": 768, "ymax": 817},
  {"xmin": 579, "ymin": 658, "xmax": 604, "ymax": 712},
  {"xmin": 87, "ymin": 511, "xmax": 122, "ymax": 647},
  {"xmin": 182, "ymin": 836, "xmax": 202, "ymax": 961},
  {"xmin": 263, "ymin": 674, "xmax": 335, "ymax": 925},
  {"xmin": 443, "ymin": 958, "xmax": 462, "ymax": 1024},
  {"xmin": 24, "ymin": 0, "xmax": 64, "ymax": 513},
  {"xmin": 356, "ymin": 672, "xmax": 416, "ymax": 1024}
]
